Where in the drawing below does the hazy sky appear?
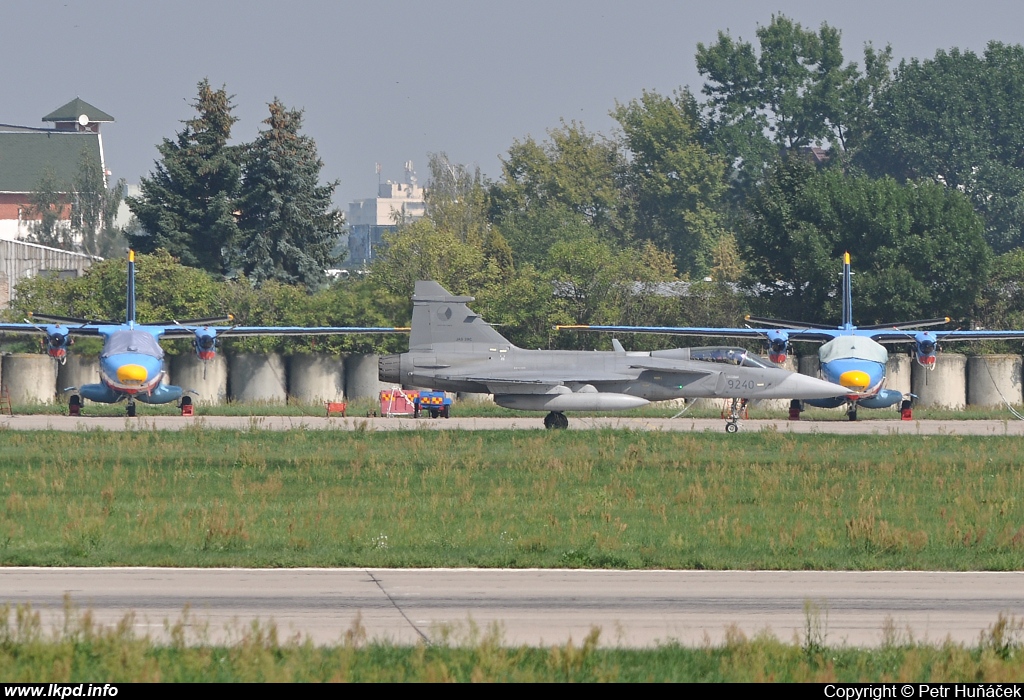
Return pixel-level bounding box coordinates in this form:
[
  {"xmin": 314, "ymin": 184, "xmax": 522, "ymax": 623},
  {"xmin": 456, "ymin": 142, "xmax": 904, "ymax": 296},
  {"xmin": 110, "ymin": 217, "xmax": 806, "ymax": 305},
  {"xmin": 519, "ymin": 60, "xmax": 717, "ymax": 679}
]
[{"xmin": 5, "ymin": 0, "xmax": 1024, "ymax": 207}]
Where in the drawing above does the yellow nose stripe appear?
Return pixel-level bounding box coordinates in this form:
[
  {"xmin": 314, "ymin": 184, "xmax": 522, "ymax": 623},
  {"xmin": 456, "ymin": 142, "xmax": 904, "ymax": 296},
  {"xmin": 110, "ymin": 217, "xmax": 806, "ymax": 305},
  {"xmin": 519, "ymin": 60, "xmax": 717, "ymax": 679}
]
[
  {"xmin": 839, "ymin": 370, "xmax": 871, "ymax": 390},
  {"xmin": 117, "ymin": 364, "xmax": 148, "ymax": 382}
]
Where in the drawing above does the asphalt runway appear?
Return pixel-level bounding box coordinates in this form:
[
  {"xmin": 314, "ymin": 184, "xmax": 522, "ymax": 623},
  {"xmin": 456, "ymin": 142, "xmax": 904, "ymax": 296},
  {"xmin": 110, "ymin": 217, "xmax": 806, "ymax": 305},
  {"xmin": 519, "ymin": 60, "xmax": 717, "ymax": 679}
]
[
  {"xmin": 3, "ymin": 568, "xmax": 1022, "ymax": 648},
  {"xmin": 2, "ymin": 414, "xmax": 1024, "ymax": 435}
]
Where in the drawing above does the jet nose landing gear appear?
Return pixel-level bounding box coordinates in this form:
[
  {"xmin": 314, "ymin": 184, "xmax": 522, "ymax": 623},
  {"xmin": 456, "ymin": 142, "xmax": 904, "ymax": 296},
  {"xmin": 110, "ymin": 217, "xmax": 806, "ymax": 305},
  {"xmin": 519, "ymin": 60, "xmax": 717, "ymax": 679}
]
[
  {"xmin": 724, "ymin": 398, "xmax": 748, "ymax": 433},
  {"xmin": 543, "ymin": 411, "xmax": 569, "ymax": 430}
]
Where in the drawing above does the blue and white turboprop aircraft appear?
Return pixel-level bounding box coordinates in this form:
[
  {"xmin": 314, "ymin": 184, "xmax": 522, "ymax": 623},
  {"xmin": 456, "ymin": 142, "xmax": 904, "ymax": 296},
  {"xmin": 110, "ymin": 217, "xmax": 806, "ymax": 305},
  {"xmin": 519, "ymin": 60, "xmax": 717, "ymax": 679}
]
[
  {"xmin": 0, "ymin": 251, "xmax": 408, "ymax": 417},
  {"xmin": 563, "ymin": 253, "xmax": 1024, "ymax": 421}
]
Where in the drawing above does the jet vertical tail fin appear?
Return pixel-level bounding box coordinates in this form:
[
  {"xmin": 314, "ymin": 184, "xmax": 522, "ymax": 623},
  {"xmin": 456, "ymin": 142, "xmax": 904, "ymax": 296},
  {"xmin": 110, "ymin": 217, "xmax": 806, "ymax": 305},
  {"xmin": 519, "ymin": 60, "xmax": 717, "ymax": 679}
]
[
  {"xmin": 411, "ymin": 280, "xmax": 514, "ymax": 350},
  {"xmin": 127, "ymin": 250, "xmax": 136, "ymax": 327},
  {"xmin": 842, "ymin": 252, "xmax": 853, "ymax": 331}
]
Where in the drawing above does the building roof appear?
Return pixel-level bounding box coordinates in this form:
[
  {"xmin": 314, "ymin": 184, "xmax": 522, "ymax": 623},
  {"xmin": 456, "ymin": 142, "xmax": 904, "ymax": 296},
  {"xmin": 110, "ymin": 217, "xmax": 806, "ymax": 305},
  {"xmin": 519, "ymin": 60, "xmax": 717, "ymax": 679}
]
[
  {"xmin": 41, "ymin": 98, "xmax": 114, "ymax": 124},
  {"xmin": 0, "ymin": 131, "xmax": 101, "ymax": 193}
]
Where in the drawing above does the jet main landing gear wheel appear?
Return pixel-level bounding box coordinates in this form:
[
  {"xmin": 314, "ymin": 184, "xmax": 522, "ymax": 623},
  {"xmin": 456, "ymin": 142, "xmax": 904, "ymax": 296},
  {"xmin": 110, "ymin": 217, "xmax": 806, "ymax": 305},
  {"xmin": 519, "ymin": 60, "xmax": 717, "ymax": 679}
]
[{"xmin": 543, "ymin": 411, "xmax": 568, "ymax": 429}]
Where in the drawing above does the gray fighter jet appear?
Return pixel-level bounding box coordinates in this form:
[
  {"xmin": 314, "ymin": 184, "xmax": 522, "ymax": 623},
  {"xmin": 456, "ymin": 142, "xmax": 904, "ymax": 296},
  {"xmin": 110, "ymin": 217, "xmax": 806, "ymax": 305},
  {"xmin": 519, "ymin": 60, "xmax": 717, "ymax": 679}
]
[{"xmin": 379, "ymin": 281, "xmax": 859, "ymax": 431}]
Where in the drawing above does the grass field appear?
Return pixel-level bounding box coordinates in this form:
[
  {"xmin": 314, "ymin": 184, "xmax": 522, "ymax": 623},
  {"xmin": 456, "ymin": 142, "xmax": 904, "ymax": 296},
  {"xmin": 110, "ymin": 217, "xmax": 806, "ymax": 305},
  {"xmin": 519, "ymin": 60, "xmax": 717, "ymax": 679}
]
[
  {"xmin": 1, "ymin": 428, "xmax": 1023, "ymax": 569},
  {"xmin": 9, "ymin": 395, "xmax": 1024, "ymax": 420},
  {"xmin": 2, "ymin": 603, "xmax": 1023, "ymax": 681}
]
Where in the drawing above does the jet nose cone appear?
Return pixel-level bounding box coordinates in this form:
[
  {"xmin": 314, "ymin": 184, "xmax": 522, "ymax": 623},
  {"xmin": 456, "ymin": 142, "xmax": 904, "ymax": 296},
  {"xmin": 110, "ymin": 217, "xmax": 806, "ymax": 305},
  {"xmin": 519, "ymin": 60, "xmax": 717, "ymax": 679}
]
[
  {"xmin": 117, "ymin": 364, "xmax": 148, "ymax": 383},
  {"xmin": 775, "ymin": 372, "xmax": 857, "ymax": 400},
  {"xmin": 839, "ymin": 370, "xmax": 872, "ymax": 391}
]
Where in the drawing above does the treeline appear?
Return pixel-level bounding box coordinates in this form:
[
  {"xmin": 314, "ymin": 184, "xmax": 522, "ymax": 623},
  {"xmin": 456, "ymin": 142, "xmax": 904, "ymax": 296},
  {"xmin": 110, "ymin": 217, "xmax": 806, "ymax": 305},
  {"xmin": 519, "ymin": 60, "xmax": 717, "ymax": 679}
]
[
  {"xmin": 372, "ymin": 17, "xmax": 1024, "ymax": 347},
  {"xmin": 18, "ymin": 16, "xmax": 1024, "ymax": 352}
]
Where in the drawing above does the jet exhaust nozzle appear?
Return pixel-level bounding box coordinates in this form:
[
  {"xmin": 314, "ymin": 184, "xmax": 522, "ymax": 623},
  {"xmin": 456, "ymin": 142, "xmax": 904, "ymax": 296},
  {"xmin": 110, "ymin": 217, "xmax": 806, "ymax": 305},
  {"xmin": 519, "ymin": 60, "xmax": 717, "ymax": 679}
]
[{"xmin": 379, "ymin": 354, "xmax": 402, "ymax": 384}]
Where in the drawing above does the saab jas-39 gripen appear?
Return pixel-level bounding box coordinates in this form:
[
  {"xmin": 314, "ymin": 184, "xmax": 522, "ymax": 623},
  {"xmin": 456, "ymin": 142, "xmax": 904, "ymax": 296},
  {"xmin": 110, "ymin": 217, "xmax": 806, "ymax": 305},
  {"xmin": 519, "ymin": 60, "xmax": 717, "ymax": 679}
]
[
  {"xmin": 378, "ymin": 281, "xmax": 858, "ymax": 432},
  {"xmin": 0, "ymin": 251, "xmax": 408, "ymax": 417}
]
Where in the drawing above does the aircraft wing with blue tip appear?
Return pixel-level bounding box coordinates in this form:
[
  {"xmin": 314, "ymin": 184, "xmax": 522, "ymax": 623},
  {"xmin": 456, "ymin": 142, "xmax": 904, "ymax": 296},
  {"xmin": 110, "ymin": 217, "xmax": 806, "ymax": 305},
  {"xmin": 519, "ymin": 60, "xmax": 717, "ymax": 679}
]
[
  {"xmin": 0, "ymin": 321, "xmax": 103, "ymax": 336},
  {"xmin": 156, "ymin": 325, "xmax": 409, "ymax": 338},
  {"xmin": 558, "ymin": 325, "xmax": 839, "ymax": 343},
  {"xmin": 871, "ymin": 329, "xmax": 1024, "ymax": 343}
]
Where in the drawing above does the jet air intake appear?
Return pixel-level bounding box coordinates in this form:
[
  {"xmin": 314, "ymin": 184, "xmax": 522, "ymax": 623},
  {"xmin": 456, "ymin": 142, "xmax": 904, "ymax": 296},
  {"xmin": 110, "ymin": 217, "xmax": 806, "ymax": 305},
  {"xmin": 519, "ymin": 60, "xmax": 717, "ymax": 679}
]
[{"xmin": 495, "ymin": 393, "xmax": 649, "ymax": 412}]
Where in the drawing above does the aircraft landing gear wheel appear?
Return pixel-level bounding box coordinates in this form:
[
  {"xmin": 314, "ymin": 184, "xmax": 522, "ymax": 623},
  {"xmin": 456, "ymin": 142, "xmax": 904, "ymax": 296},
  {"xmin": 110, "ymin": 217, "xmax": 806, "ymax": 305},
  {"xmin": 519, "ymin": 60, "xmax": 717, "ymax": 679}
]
[
  {"xmin": 788, "ymin": 399, "xmax": 802, "ymax": 421},
  {"xmin": 68, "ymin": 394, "xmax": 81, "ymax": 417},
  {"xmin": 544, "ymin": 411, "xmax": 568, "ymax": 430},
  {"xmin": 126, "ymin": 401, "xmax": 136, "ymax": 418},
  {"xmin": 725, "ymin": 421, "xmax": 739, "ymax": 434},
  {"xmin": 847, "ymin": 406, "xmax": 857, "ymax": 422}
]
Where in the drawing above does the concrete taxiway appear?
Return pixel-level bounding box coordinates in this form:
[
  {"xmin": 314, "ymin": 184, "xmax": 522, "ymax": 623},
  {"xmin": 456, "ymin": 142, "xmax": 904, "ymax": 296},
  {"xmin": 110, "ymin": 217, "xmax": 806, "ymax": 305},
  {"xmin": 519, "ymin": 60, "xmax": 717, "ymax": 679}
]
[
  {"xmin": 2, "ymin": 414, "xmax": 1024, "ymax": 435},
  {"xmin": 3, "ymin": 568, "xmax": 1022, "ymax": 647}
]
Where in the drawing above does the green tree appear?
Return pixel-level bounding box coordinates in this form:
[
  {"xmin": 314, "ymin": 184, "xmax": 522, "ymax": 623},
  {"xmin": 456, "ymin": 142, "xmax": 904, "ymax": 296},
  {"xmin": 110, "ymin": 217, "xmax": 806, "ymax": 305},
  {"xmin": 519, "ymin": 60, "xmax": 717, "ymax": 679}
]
[
  {"xmin": 69, "ymin": 151, "xmax": 126, "ymax": 258},
  {"xmin": 858, "ymin": 42, "xmax": 1024, "ymax": 252},
  {"xmin": 543, "ymin": 233, "xmax": 679, "ymax": 348},
  {"xmin": 612, "ymin": 89, "xmax": 728, "ymax": 276},
  {"xmin": 741, "ymin": 156, "xmax": 991, "ymax": 324},
  {"xmin": 696, "ymin": 15, "xmax": 890, "ymax": 196},
  {"xmin": 235, "ymin": 99, "xmax": 343, "ymax": 289},
  {"xmin": 127, "ymin": 79, "xmax": 242, "ymax": 274},
  {"xmin": 26, "ymin": 169, "xmax": 71, "ymax": 249},
  {"xmin": 489, "ymin": 121, "xmax": 630, "ymax": 242},
  {"xmin": 12, "ymin": 249, "xmax": 225, "ymax": 327}
]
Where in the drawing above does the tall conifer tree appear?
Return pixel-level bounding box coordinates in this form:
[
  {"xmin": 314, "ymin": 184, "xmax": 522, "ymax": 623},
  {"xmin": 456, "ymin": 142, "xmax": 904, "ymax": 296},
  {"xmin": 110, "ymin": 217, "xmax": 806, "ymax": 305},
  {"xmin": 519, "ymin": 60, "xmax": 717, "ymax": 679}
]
[
  {"xmin": 127, "ymin": 79, "xmax": 241, "ymax": 274},
  {"xmin": 235, "ymin": 99, "xmax": 343, "ymax": 289}
]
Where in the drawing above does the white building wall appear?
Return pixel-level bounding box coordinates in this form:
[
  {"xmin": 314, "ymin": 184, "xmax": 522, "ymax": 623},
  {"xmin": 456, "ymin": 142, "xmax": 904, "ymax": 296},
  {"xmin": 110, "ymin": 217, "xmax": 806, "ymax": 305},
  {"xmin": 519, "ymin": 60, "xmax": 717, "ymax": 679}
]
[{"xmin": 0, "ymin": 239, "xmax": 99, "ymax": 309}]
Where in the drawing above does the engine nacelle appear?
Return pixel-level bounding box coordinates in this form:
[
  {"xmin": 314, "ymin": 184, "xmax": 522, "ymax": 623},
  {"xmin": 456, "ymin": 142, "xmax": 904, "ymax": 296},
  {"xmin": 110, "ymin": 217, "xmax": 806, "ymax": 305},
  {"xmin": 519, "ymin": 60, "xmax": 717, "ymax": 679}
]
[
  {"xmin": 44, "ymin": 325, "xmax": 72, "ymax": 361},
  {"xmin": 194, "ymin": 330, "xmax": 218, "ymax": 361},
  {"xmin": 914, "ymin": 332, "xmax": 937, "ymax": 368},
  {"xmin": 766, "ymin": 330, "xmax": 790, "ymax": 365}
]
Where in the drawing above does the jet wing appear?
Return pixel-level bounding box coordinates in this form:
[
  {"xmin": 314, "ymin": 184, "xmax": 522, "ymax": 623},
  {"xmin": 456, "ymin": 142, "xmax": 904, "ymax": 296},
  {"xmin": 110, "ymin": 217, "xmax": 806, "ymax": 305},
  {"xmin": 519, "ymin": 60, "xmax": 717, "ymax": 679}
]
[
  {"xmin": 435, "ymin": 368, "xmax": 636, "ymax": 395},
  {"xmin": 560, "ymin": 325, "xmax": 838, "ymax": 343},
  {"xmin": 155, "ymin": 325, "xmax": 409, "ymax": 338}
]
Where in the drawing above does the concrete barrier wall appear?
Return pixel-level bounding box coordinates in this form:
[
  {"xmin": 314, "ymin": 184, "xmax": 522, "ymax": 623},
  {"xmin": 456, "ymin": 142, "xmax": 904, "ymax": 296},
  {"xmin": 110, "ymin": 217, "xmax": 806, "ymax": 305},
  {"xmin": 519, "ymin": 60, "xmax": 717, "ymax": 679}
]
[
  {"xmin": 2, "ymin": 354, "xmax": 57, "ymax": 404},
  {"xmin": 56, "ymin": 356, "xmax": 99, "ymax": 399},
  {"xmin": 885, "ymin": 353, "xmax": 912, "ymax": 397},
  {"xmin": 912, "ymin": 353, "xmax": 967, "ymax": 409},
  {"xmin": 228, "ymin": 353, "xmax": 287, "ymax": 403},
  {"xmin": 288, "ymin": 355, "xmax": 345, "ymax": 404},
  {"xmin": 798, "ymin": 355, "xmax": 820, "ymax": 378},
  {"xmin": 171, "ymin": 354, "xmax": 228, "ymax": 405},
  {"xmin": 15, "ymin": 350, "xmax": 1024, "ymax": 410},
  {"xmin": 967, "ymin": 354, "xmax": 1023, "ymax": 407},
  {"xmin": 346, "ymin": 354, "xmax": 387, "ymax": 400}
]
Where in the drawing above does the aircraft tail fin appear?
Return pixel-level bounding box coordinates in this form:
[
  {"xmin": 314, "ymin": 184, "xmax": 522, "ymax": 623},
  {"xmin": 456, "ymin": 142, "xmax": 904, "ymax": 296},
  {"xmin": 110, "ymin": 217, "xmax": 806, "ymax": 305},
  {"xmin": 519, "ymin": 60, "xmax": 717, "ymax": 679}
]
[
  {"xmin": 127, "ymin": 250, "xmax": 136, "ymax": 326},
  {"xmin": 842, "ymin": 252, "xmax": 853, "ymax": 330},
  {"xmin": 411, "ymin": 281, "xmax": 513, "ymax": 350}
]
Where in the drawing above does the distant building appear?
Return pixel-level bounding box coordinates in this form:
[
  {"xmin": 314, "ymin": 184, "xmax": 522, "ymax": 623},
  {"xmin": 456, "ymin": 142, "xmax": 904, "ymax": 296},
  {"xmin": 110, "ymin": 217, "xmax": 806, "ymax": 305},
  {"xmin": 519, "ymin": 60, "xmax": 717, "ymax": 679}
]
[
  {"xmin": 346, "ymin": 162, "xmax": 425, "ymax": 267},
  {"xmin": 0, "ymin": 238, "xmax": 100, "ymax": 310},
  {"xmin": 0, "ymin": 98, "xmax": 113, "ymax": 242}
]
